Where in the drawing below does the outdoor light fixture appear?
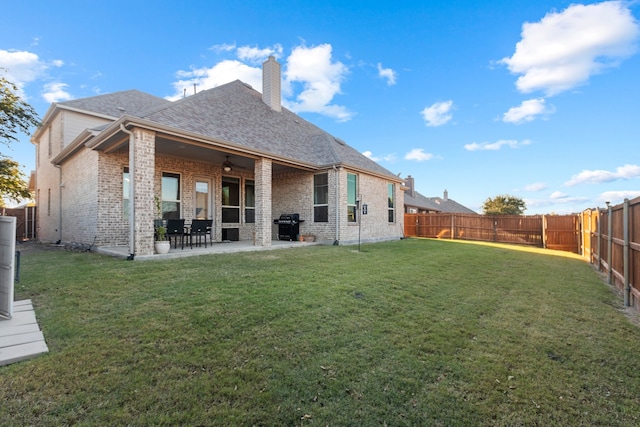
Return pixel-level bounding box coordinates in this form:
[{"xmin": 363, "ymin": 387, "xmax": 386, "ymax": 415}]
[{"xmin": 223, "ymin": 156, "xmax": 233, "ymax": 172}]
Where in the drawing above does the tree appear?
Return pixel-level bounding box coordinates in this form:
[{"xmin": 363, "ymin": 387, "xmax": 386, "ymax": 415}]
[
  {"xmin": 1, "ymin": 74, "xmax": 40, "ymax": 147},
  {"xmin": 0, "ymin": 156, "xmax": 31, "ymax": 203},
  {"xmin": 0, "ymin": 73, "xmax": 40, "ymax": 203},
  {"xmin": 482, "ymin": 194, "xmax": 526, "ymax": 215}
]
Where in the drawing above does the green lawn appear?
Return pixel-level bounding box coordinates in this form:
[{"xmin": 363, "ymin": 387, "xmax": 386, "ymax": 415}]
[{"xmin": 2, "ymin": 239, "xmax": 640, "ymax": 426}]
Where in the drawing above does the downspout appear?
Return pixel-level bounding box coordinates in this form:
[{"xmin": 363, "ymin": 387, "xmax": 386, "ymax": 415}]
[
  {"xmin": 54, "ymin": 164, "xmax": 62, "ymax": 243},
  {"xmin": 120, "ymin": 124, "xmax": 135, "ymax": 257},
  {"xmin": 333, "ymin": 165, "xmax": 340, "ymax": 244}
]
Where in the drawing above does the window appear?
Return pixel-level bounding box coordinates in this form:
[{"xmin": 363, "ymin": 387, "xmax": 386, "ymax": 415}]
[
  {"xmin": 123, "ymin": 167, "xmax": 130, "ymax": 219},
  {"xmin": 388, "ymin": 183, "xmax": 395, "ymax": 223},
  {"xmin": 313, "ymin": 173, "xmax": 328, "ymax": 222},
  {"xmin": 222, "ymin": 176, "xmax": 240, "ymax": 223},
  {"xmin": 245, "ymin": 180, "xmax": 255, "ymax": 223},
  {"xmin": 347, "ymin": 173, "xmax": 357, "ymax": 222},
  {"xmin": 161, "ymin": 172, "xmax": 181, "ymax": 219}
]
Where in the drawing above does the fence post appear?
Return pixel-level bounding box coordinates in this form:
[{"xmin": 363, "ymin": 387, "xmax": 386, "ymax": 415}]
[
  {"xmin": 493, "ymin": 219, "xmax": 497, "ymax": 242},
  {"xmin": 607, "ymin": 202, "xmax": 613, "ymax": 285},
  {"xmin": 450, "ymin": 214, "xmax": 454, "ymax": 240},
  {"xmin": 596, "ymin": 209, "xmax": 602, "ymax": 270},
  {"xmin": 542, "ymin": 215, "xmax": 547, "ymax": 249},
  {"xmin": 623, "ymin": 199, "xmax": 630, "ymax": 307}
]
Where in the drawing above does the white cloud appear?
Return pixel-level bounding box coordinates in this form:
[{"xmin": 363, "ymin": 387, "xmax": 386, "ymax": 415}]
[
  {"xmin": 404, "ymin": 148, "xmax": 433, "ymax": 161},
  {"xmin": 525, "ymin": 182, "xmax": 547, "ymax": 192},
  {"xmin": 565, "ymin": 164, "xmax": 640, "ymax": 186},
  {"xmin": 464, "ymin": 139, "xmax": 531, "ymax": 151},
  {"xmin": 42, "ymin": 82, "xmax": 72, "ymax": 103},
  {"xmin": 284, "ymin": 44, "xmax": 352, "ymax": 122},
  {"xmin": 237, "ymin": 44, "xmax": 283, "ymax": 64},
  {"xmin": 377, "ymin": 63, "xmax": 397, "ymax": 85},
  {"xmin": 550, "ymin": 191, "xmax": 568, "ymax": 199},
  {"xmin": 420, "ymin": 100, "xmax": 453, "ymax": 127},
  {"xmin": 598, "ymin": 190, "xmax": 640, "ymax": 204},
  {"xmin": 502, "ymin": 98, "xmax": 554, "ymax": 124},
  {"xmin": 167, "ymin": 60, "xmax": 262, "ymax": 101},
  {"xmin": 0, "ymin": 49, "xmax": 48, "ymax": 90},
  {"xmin": 524, "ymin": 195, "xmax": 590, "ymax": 213},
  {"xmin": 500, "ymin": 1, "xmax": 640, "ymax": 96},
  {"xmin": 169, "ymin": 43, "xmax": 352, "ymax": 121},
  {"xmin": 209, "ymin": 42, "xmax": 237, "ymax": 53},
  {"xmin": 363, "ymin": 150, "xmax": 396, "ymax": 162}
]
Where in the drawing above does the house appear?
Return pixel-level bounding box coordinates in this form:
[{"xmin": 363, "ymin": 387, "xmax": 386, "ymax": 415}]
[
  {"xmin": 403, "ymin": 175, "xmax": 477, "ymax": 214},
  {"xmin": 30, "ymin": 57, "xmax": 404, "ymax": 256}
]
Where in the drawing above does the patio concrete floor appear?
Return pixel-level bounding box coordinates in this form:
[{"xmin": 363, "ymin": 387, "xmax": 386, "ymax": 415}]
[{"xmin": 97, "ymin": 239, "xmax": 324, "ymax": 260}]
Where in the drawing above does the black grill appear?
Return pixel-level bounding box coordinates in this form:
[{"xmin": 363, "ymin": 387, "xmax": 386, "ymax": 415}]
[{"xmin": 273, "ymin": 213, "xmax": 304, "ymax": 241}]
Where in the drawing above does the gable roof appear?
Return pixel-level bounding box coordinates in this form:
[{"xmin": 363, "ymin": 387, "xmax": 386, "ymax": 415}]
[
  {"xmin": 76, "ymin": 81, "xmax": 399, "ymax": 180},
  {"xmin": 60, "ymin": 90, "xmax": 172, "ymax": 119},
  {"xmin": 404, "ymin": 190, "xmax": 443, "ymax": 212},
  {"xmin": 404, "ymin": 188, "xmax": 477, "ymax": 214},
  {"xmin": 424, "ymin": 195, "xmax": 477, "ymax": 214}
]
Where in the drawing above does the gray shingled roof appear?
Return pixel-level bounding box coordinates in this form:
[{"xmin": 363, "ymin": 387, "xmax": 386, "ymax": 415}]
[
  {"xmin": 60, "ymin": 90, "xmax": 172, "ymax": 118},
  {"xmin": 405, "ymin": 190, "xmax": 477, "ymax": 214},
  {"xmin": 56, "ymin": 82, "xmax": 398, "ymax": 179},
  {"xmin": 404, "ymin": 191, "xmax": 442, "ymax": 212},
  {"xmin": 138, "ymin": 80, "xmax": 397, "ymax": 178},
  {"xmin": 425, "ymin": 196, "xmax": 477, "ymax": 214}
]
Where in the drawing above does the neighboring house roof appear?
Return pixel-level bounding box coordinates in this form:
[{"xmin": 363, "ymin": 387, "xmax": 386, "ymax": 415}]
[
  {"xmin": 53, "ymin": 79, "xmax": 399, "ymax": 181},
  {"xmin": 423, "ymin": 195, "xmax": 477, "ymax": 214},
  {"xmin": 60, "ymin": 90, "xmax": 172, "ymax": 118},
  {"xmin": 404, "ymin": 190, "xmax": 443, "ymax": 212},
  {"xmin": 403, "ymin": 176, "xmax": 477, "ymax": 214}
]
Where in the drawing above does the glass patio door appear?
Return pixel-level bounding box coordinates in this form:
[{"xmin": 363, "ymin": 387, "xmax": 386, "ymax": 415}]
[{"xmin": 194, "ymin": 178, "xmax": 213, "ymax": 220}]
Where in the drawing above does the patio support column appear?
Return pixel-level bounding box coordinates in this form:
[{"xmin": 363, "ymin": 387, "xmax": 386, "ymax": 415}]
[
  {"xmin": 130, "ymin": 127, "xmax": 156, "ymax": 256},
  {"xmin": 254, "ymin": 158, "xmax": 272, "ymax": 246}
]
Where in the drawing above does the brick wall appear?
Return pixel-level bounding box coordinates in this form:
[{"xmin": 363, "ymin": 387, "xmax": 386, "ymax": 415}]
[{"xmin": 60, "ymin": 148, "xmax": 99, "ymax": 245}]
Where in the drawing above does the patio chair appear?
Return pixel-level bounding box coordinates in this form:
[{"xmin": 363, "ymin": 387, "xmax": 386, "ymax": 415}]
[
  {"xmin": 166, "ymin": 219, "xmax": 186, "ymax": 249},
  {"xmin": 203, "ymin": 219, "xmax": 213, "ymax": 245},
  {"xmin": 189, "ymin": 219, "xmax": 209, "ymax": 248}
]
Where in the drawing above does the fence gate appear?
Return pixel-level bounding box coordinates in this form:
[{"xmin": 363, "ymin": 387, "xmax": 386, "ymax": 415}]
[
  {"xmin": 544, "ymin": 214, "xmax": 580, "ymax": 254},
  {"xmin": 1, "ymin": 206, "xmax": 37, "ymax": 241}
]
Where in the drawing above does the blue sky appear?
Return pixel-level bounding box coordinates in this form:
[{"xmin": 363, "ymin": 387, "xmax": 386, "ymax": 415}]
[{"xmin": 2, "ymin": 0, "xmax": 639, "ymax": 213}]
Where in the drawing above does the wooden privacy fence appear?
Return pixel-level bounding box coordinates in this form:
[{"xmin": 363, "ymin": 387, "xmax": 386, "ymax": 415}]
[
  {"xmin": 404, "ymin": 213, "xmax": 580, "ymax": 253},
  {"xmin": 1, "ymin": 206, "xmax": 37, "ymax": 241},
  {"xmin": 582, "ymin": 197, "xmax": 640, "ymax": 309}
]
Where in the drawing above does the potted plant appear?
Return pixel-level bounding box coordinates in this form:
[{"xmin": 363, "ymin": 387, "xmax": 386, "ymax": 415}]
[{"xmin": 154, "ymin": 196, "xmax": 170, "ymax": 254}]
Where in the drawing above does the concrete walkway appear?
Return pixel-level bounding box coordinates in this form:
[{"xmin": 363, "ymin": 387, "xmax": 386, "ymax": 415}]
[
  {"xmin": 0, "ymin": 300, "xmax": 48, "ymax": 366},
  {"xmin": 97, "ymin": 239, "xmax": 324, "ymax": 260}
]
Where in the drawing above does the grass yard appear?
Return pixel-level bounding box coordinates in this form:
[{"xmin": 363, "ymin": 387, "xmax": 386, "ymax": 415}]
[{"xmin": 2, "ymin": 238, "xmax": 640, "ymax": 426}]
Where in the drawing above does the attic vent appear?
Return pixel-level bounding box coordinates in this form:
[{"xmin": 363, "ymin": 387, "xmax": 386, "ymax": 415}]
[
  {"xmin": 242, "ymin": 82, "xmax": 253, "ymax": 89},
  {"xmin": 334, "ymin": 137, "xmax": 346, "ymax": 146}
]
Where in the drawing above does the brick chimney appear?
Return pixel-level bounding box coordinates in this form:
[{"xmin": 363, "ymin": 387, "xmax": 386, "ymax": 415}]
[
  {"xmin": 262, "ymin": 56, "xmax": 281, "ymax": 112},
  {"xmin": 405, "ymin": 175, "xmax": 415, "ymax": 197}
]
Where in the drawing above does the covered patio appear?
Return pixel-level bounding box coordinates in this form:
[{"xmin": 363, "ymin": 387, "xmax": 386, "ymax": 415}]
[{"xmin": 97, "ymin": 238, "xmax": 322, "ymax": 261}]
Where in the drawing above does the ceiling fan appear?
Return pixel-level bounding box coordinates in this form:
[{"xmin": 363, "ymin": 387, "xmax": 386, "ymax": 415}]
[{"xmin": 222, "ymin": 156, "xmax": 233, "ymax": 172}]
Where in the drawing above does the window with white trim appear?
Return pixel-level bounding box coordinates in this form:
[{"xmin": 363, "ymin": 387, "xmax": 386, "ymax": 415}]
[
  {"xmin": 388, "ymin": 183, "xmax": 395, "ymax": 223},
  {"xmin": 245, "ymin": 180, "xmax": 255, "ymax": 223},
  {"xmin": 161, "ymin": 172, "xmax": 181, "ymax": 219},
  {"xmin": 123, "ymin": 167, "xmax": 130, "ymax": 219},
  {"xmin": 222, "ymin": 176, "xmax": 240, "ymax": 223},
  {"xmin": 347, "ymin": 173, "xmax": 357, "ymax": 222},
  {"xmin": 313, "ymin": 173, "xmax": 328, "ymax": 222}
]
